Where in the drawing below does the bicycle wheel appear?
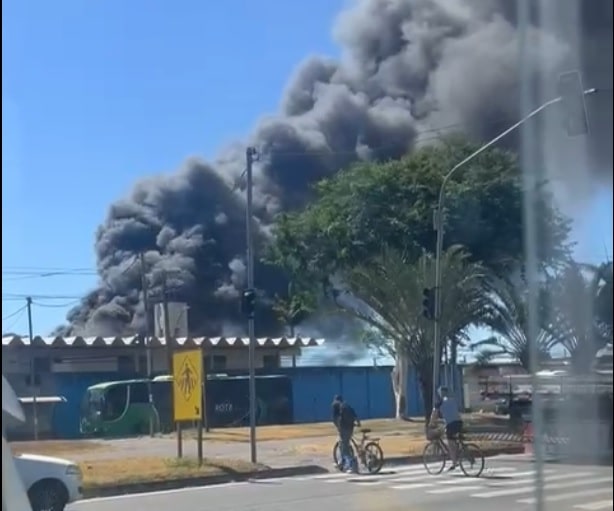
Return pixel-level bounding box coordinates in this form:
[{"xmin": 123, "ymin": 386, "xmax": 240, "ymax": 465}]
[
  {"xmin": 363, "ymin": 441, "xmax": 385, "ymax": 474},
  {"xmin": 422, "ymin": 441, "xmax": 446, "ymax": 475},
  {"xmin": 459, "ymin": 442, "xmax": 485, "ymax": 477},
  {"xmin": 333, "ymin": 440, "xmax": 357, "ymax": 470},
  {"xmin": 332, "ymin": 441, "xmax": 343, "ymax": 470}
]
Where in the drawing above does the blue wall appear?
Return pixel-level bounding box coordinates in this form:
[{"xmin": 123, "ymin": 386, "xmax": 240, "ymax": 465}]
[
  {"xmin": 49, "ymin": 365, "xmax": 463, "ymax": 438},
  {"xmin": 283, "ymin": 365, "xmax": 462, "ymax": 423}
]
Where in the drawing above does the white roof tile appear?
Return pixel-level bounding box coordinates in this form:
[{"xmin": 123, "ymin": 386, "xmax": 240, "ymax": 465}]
[{"xmin": 1, "ymin": 335, "xmax": 324, "ymax": 348}]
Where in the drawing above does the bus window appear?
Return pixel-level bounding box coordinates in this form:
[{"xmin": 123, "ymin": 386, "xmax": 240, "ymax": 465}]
[
  {"xmin": 102, "ymin": 385, "xmax": 127, "ymax": 421},
  {"xmin": 130, "ymin": 382, "xmax": 149, "ymax": 404}
]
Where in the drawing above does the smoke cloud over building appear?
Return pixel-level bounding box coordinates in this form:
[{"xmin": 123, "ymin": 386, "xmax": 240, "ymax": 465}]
[{"xmin": 57, "ymin": 0, "xmax": 613, "ymax": 341}]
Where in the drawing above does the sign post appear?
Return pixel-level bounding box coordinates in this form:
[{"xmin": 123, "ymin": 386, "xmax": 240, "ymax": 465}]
[{"xmin": 172, "ymin": 350, "xmax": 203, "ymax": 463}]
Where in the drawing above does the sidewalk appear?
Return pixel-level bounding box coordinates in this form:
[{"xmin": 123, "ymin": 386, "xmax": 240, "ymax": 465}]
[{"xmin": 63, "ymin": 435, "xmax": 353, "ymax": 468}]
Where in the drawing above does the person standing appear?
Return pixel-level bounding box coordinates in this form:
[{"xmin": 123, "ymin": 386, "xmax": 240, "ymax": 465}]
[{"xmin": 332, "ymin": 394, "xmax": 360, "ymax": 472}]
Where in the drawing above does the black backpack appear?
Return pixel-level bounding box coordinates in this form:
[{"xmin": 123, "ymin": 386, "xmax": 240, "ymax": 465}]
[{"xmin": 339, "ymin": 403, "xmax": 356, "ymax": 429}]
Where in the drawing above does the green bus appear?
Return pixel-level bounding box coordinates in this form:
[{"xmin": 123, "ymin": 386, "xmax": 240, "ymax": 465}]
[
  {"xmin": 79, "ymin": 376, "xmax": 169, "ymax": 437},
  {"xmin": 79, "ymin": 374, "xmax": 293, "ymax": 437}
]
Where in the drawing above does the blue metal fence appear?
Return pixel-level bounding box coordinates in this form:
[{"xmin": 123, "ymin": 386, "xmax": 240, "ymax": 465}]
[{"xmin": 48, "ymin": 365, "xmax": 463, "ymax": 438}]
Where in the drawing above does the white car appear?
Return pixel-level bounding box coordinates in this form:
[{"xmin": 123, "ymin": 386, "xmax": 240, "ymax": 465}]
[
  {"xmin": 3, "ymin": 374, "xmax": 82, "ymax": 511},
  {"xmin": 14, "ymin": 452, "xmax": 83, "ymax": 511}
]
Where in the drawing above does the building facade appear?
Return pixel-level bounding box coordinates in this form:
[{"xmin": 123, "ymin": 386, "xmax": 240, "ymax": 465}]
[{"xmin": 2, "ymin": 335, "xmax": 323, "ymax": 394}]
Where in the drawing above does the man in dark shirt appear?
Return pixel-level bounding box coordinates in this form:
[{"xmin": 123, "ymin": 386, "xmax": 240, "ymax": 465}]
[
  {"xmin": 331, "ymin": 395, "xmax": 360, "ymax": 472},
  {"xmin": 332, "ymin": 394, "xmax": 343, "ymax": 428}
]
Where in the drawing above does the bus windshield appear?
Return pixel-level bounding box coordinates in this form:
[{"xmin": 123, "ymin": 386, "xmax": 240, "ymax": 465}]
[{"xmin": 80, "ymin": 388, "xmax": 104, "ymax": 418}]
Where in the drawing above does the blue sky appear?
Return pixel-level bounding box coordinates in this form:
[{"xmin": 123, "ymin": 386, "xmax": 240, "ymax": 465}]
[{"xmin": 2, "ymin": 1, "xmax": 612, "ymax": 361}]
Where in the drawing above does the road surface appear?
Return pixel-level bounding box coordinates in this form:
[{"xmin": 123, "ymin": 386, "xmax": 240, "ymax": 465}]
[{"xmin": 69, "ymin": 454, "xmax": 612, "ymax": 511}]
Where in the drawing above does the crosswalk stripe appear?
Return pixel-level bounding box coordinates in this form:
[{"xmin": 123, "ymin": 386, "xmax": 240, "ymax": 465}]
[
  {"xmin": 438, "ymin": 469, "xmax": 550, "ymax": 485},
  {"xmin": 423, "ymin": 470, "xmax": 554, "ymax": 494},
  {"xmin": 375, "ymin": 473, "xmax": 437, "ymax": 484},
  {"xmin": 313, "ymin": 464, "xmax": 427, "ymax": 480},
  {"xmin": 390, "ymin": 482, "xmax": 435, "ymax": 490},
  {"xmin": 472, "ymin": 475, "xmax": 611, "ymax": 499},
  {"xmin": 466, "ymin": 470, "xmax": 581, "ymax": 494},
  {"xmin": 327, "ymin": 464, "xmax": 518, "ymax": 481},
  {"xmin": 325, "ymin": 465, "xmax": 520, "ymax": 485},
  {"xmin": 428, "ymin": 485, "xmax": 483, "ymax": 494},
  {"xmin": 574, "ymin": 499, "xmax": 613, "ymax": 510},
  {"xmin": 321, "ymin": 465, "xmax": 440, "ymax": 482},
  {"xmin": 518, "ymin": 488, "xmax": 612, "ymax": 505}
]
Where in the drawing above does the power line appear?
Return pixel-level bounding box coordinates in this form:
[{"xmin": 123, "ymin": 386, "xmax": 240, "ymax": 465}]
[
  {"xmin": 2, "ymin": 266, "xmax": 95, "ymax": 273},
  {"xmin": 31, "ymin": 299, "xmax": 82, "ymax": 308},
  {"xmin": 2, "ymin": 304, "xmax": 27, "ymax": 321},
  {"xmin": 2, "ymin": 304, "xmax": 27, "ymax": 332},
  {"xmin": 2, "ymin": 294, "xmax": 83, "ymax": 301}
]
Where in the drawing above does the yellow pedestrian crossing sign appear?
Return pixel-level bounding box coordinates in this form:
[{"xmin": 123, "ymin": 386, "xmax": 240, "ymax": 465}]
[{"xmin": 172, "ymin": 350, "xmax": 203, "ymax": 422}]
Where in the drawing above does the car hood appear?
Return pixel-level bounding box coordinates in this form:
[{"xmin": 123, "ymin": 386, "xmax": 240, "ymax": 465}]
[{"xmin": 15, "ymin": 452, "xmax": 73, "ymax": 467}]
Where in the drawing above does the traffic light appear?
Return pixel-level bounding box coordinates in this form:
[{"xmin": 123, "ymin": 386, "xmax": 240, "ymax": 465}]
[
  {"xmin": 557, "ymin": 70, "xmax": 590, "ymax": 137},
  {"xmin": 422, "ymin": 287, "xmax": 436, "ymax": 320},
  {"xmin": 241, "ymin": 288, "xmax": 256, "ymax": 319}
]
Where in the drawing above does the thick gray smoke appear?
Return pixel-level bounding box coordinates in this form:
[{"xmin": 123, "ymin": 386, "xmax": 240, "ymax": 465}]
[{"xmin": 58, "ymin": 0, "xmax": 612, "ymax": 341}]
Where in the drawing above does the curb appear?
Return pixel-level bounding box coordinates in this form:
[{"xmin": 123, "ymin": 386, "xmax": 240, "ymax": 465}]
[
  {"xmin": 82, "ymin": 464, "xmax": 328, "ymax": 499},
  {"xmin": 82, "ymin": 445, "xmax": 523, "ymax": 498}
]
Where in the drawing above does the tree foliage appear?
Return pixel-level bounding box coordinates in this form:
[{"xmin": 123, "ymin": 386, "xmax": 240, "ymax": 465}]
[
  {"xmin": 265, "ymin": 137, "xmax": 572, "ymax": 285},
  {"xmin": 546, "ymin": 261, "xmax": 613, "ymax": 373},
  {"xmin": 272, "ymin": 281, "xmax": 317, "ymax": 336},
  {"xmin": 471, "ymin": 277, "xmax": 558, "ymax": 370},
  {"xmin": 332, "ymin": 245, "xmax": 489, "ymax": 416},
  {"xmin": 593, "ymin": 261, "xmax": 613, "ymax": 339}
]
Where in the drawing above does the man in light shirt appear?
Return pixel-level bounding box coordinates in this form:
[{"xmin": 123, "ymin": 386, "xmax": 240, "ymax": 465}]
[{"xmin": 429, "ymin": 386, "xmax": 463, "ymax": 470}]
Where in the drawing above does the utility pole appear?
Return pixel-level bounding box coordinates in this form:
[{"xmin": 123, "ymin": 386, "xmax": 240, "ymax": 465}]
[
  {"xmin": 26, "ymin": 297, "xmax": 38, "ymax": 441},
  {"xmin": 246, "ymin": 146, "xmax": 258, "ymax": 464},
  {"xmin": 139, "ymin": 253, "xmax": 154, "ymax": 437},
  {"xmin": 162, "ymin": 272, "xmax": 182, "ymax": 457},
  {"xmin": 162, "ymin": 272, "xmax": 173, "ymax": 370}
]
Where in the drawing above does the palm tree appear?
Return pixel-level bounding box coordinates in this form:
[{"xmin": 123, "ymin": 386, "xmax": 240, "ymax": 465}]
[
  {"xmin": 272, "ymin": 281, "xmax": 316, "ymax": 336},
  {"xmin": 594, "ymin": 261, "xmax": 612, "ymax": 340},
  {"xmin": 471, "ymin": 277, "xmax": 558, "ymax": 370},
  {"xmin": 333, "ymin": 244, "xmax": 490, "ymax": 419},
  {"xmin": 546, "ymin": 261, "xmax": 611, "ymax": 373}
]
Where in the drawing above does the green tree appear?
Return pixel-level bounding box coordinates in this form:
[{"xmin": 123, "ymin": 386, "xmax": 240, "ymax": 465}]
[
  {"xmin": 471, "ymin": 277, "xmax": 557, "ymax": 370},
  {"xmin": 545, "ymin": 261, "xmax": 612, "ymax": 373},
  {"xmin": 333, "ymin": 245, "xmax": 489, "ymax": 419},
  {"xmin": 272, "ymin": 281, "xmax": 316, "ymax": 336},
  {"xmin": 594, "ymin": 261, "xmax": 613, "ymax": 339},
  {"xmin": 266, "ymin": 137, "xmax": 571, "ymax": 286}
]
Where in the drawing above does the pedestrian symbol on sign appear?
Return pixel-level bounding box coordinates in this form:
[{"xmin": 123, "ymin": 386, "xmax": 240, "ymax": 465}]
[
  {"xmin": 172, "ymin": 350, "xmax": 203, "ymax": 422},
  {"xmin": 178, "ymin": 357, "xmax": 197, "ymax": 401}
]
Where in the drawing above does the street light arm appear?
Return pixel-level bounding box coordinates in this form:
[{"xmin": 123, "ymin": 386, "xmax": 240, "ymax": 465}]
[
  {"xmin": 437, "ymin": 95, "xmax": 563, "ymax": 215},
  {"xmin": 436, "ymin": 87, "xmax": 596, "ymax": 213},
  {"xmin": 430, "ymin": 88, "xmax": 596, "ymax": 408}
]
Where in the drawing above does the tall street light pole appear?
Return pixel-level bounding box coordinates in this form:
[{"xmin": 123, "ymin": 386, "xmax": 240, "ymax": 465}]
[
  {"xmin": 245, "ymin": 146, "xmax": 258, "ymax": 464},
  {"xmin": 431, "ymin": 79, "xmax": 597, "ymax": 410}
]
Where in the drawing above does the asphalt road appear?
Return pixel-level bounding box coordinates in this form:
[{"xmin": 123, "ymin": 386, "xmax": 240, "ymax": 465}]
[{"xmin": 69, "ymin": 454, "xmax": 612, "ymax": 511}]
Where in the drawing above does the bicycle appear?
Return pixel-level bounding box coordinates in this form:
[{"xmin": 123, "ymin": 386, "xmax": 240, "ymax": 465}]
[
  {"xmin": 333, "ymin": 427, "xmax": 385, "ymax": 474},
  {"xmin": 422, "ymin": 426, "xmax": 485, "ymax": 477}
]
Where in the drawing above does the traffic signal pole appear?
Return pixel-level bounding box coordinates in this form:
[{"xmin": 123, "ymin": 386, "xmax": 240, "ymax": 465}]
[
  {"xmin": 431, "ymin": 76, "xmax": 596, "ymax": 410},
  {"xmin": 245, "ymin": 147, "xmax": 258, "ymax": 464}
]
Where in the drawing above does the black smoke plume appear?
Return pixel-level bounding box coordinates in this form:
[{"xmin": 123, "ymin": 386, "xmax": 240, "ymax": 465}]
[{"xmin": 57, "ymin": 0, "xmax": 612, "ymax": 340}]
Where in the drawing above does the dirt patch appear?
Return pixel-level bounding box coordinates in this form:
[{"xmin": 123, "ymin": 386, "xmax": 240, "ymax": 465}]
[
  {"xmin": 192, "ymin": 414, "xmax": 506, "ymax": 443},
  {"xmin": 195, "ymin": 418, "xmax": 423, "ymax": 443},
  {"xmin": 10, "ymin": 440, "xmax": 108, "ymax": 457},
  {"xmin": 79, "ymin": 456, "xmax": 264, "ymax": 489},
  {"xmin": 284, "ymin": 434, "xmax": 515, "ymax": 458}
]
